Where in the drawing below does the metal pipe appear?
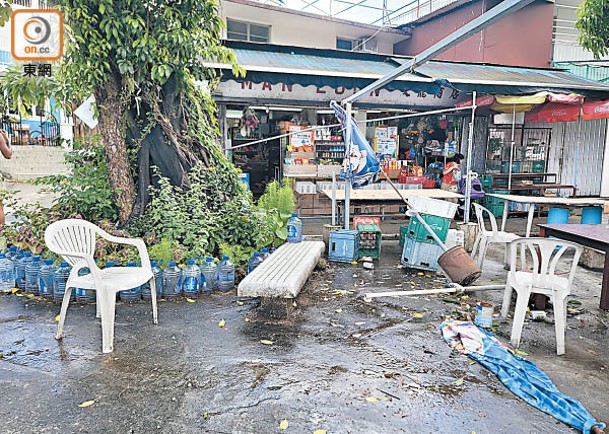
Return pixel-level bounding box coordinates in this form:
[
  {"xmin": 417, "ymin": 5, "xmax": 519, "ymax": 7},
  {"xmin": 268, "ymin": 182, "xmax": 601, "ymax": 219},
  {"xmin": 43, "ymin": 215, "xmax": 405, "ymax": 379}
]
[
  {"xmin": 464, "ymin": 91, "xmax": 477, "ymax": 224},
  {"xmin": 365, "ymin": 284, "xmax": 506, "ymax": 299},
  {"xmin": 508, "ymin": 104, "xmax": 516, "ymax": 190},
  {"xmin": 331, "ymin": 172, "xmax": 337, "ymax": 226},
  {"xmin": 344, "ymin": 102, "xmax": 352, "ymax": 229},
  {"xmin": 342, "ymin": 0, "xmax": 536, "ymax": 104}
]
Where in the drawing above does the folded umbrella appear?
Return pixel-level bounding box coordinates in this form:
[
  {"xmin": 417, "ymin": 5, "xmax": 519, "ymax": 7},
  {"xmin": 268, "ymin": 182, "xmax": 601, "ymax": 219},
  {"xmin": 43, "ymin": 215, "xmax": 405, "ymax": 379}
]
[{"xmin": 441, "ymin": 320, "xmax": 606, "ymax": 434}]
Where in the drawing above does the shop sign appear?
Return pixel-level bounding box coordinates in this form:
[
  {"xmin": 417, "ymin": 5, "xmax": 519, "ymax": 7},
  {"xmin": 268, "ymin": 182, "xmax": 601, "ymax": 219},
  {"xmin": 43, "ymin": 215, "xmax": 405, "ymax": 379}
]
[{"xmin": 215, "ymin": 80, "xmax": 464, "ymax": 107}]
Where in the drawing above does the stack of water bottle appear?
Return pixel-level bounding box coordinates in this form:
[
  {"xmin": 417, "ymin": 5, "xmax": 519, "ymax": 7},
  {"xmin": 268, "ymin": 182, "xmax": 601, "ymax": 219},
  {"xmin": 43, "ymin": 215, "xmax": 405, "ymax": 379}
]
[{"xmin": 0, "ymin": 247, "xmax": 242, "ymax": 303}]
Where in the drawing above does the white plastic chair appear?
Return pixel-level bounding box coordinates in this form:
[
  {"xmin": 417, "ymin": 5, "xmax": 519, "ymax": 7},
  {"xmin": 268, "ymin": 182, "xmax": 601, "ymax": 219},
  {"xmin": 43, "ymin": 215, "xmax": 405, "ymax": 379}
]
[
  {"xmin": 471, "ymin": 203, "xmax": 519, "ymax": 269},
  {"xmin": 501, "ymin": 237, "xmax": 582, "ymax": 356},
  {"xmin": 45, "ymin": 219, "xmax": 158, "ymax": 353}
]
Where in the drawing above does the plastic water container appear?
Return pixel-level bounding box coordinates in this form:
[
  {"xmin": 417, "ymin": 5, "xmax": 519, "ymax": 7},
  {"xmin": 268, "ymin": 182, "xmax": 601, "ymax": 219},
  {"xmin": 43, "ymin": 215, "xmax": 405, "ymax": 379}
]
[
  {"xmin": 217, "ymin": 255, "xmax": 235, "ymax": 292},
  {"xmin": 75, "ymin": 266, "xmax": 95, "ymax": 303},
  {"xmin": 38, "ymin": 258, "xmax": 56, "ymax": 300},
  {"xmin": 0, "ymin": 253, "xmax": 15, "ymax": 293},
  {"xmin": 6, "ymin": 245, "xmax": 18, "ymax": 263},
  {"xmin": 200, "ymin": 256, "xmax": 217, "ymax": 294},
  {"xmin": 142, "ymin": 261, "xmax": 162, "ymax": 300},
  {"xmin": 260, "ymin": 248, "xmax": 270, "ymax": 261},
  {"xmin": 287, "ymin": 213, "xmax": 303, "ymax": 243},
  {"xmin": 581, "ymin": 207, "xmax": 602, "ymax": 224},
  {"xmin": 248, "ymin": 251, "xmax": 263, "ymax": 273},
  {"xmin": 53, "ymin": 262, "xmax": 74, "ymax": 304},
  {"xmin": 163, "ymin": 260, "xmax": 182, "ymax": 299},
  {"xmin": 16, "ymin": 251, "xmax": 32, "ymax": 289},
  {"xmin": 118, "ymin": 261, "xmax": 142, "ymax": 302},
  {"xmin": 25, "ymin": 255, "xmax": 42, "ymax": 295},
  {"xmin": 182, "ymin": 259, "xmax": 201, "ymax": 296}
]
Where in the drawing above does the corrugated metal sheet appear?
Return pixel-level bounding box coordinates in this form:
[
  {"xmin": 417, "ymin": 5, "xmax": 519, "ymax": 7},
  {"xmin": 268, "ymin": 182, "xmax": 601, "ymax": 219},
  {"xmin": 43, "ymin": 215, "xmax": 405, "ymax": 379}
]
[
  {"xmin": 539, "ymin": 118, "xmax": 607, "ymax": 196},
  {"xmin": 553, "ymin": 62, "xmax": 609, "ymax": 83},
  {"xmin": 404, "ymin": 60, "xmax": 609, "ymax": 92}
]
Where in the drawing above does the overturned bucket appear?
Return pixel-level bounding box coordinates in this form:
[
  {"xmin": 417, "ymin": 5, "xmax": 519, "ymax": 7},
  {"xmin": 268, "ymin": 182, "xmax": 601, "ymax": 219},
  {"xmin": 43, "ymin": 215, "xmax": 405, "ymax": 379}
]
[{"xmin": 437, "ymin": 245, "xmax": 481, "ymax": 286}]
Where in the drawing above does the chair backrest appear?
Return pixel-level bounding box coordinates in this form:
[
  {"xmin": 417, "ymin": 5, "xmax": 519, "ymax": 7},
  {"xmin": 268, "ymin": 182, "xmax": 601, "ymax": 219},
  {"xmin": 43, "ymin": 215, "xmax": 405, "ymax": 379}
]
[
  {"xmin": 45, "ymin": 219, "xmax": 99, "ymax": 267},
  {"xmin": 508, "ymin": 237, "xmax": 583, "ymax": 290},
  {"xmin": 472, "ymin": 202, "xmax": 499, "ymax": 236}
]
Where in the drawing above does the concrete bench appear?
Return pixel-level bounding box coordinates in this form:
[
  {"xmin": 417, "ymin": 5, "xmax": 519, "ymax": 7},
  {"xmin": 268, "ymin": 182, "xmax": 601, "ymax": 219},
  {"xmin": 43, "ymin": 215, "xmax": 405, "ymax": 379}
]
[{"xmin": 238, "ymin": 240, "xmax": 325, "ymax": 299}]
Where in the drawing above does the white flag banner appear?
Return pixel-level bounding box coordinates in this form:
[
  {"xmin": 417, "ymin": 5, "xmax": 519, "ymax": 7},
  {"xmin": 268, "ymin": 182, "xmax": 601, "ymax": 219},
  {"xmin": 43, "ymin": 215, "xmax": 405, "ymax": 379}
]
[{"xmin": 74, "ymin": 95, "xmax": 98, "ymax": 129}]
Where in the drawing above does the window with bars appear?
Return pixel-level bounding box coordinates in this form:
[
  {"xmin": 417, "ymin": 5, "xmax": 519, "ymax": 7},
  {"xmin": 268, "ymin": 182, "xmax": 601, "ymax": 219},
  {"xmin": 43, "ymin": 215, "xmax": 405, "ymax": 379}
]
[{"xmin": 226, "ymin": 19, "xmax": 270, "ymax": 43}]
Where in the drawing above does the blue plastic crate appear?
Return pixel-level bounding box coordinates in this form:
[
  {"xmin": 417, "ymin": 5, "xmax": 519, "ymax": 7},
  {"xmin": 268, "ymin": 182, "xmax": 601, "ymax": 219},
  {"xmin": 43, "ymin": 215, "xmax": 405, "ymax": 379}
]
[
  {"xmin": 328, "ymin": 229, "xmax": 359, "ymax": 263},
  {"xmin": 401, "ymin": 237, "xmax": 443, "ymax": 272}
]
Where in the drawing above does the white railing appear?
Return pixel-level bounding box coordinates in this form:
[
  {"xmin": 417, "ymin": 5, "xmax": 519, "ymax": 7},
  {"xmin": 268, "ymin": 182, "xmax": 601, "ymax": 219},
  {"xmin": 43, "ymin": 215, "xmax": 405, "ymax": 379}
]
[{"xmin": 390, "ymin": 0, "xmax": 459, "ymax": 26}]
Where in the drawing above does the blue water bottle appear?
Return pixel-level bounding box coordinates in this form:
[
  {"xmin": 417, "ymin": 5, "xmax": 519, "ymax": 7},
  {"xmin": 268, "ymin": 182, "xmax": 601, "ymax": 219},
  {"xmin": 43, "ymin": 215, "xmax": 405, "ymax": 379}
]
[
  {"xmin": 287, "ymin": 213, "xmax": 303, "ymax": 243},
  {"xmin": 182, "ymin": 259, "xmax": 201, "ymax": 296}
]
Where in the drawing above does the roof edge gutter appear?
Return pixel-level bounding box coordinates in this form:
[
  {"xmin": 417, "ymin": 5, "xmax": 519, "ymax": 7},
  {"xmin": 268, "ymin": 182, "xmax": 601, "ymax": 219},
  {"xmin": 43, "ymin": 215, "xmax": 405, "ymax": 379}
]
[{"xmin": 343, "ymin": 0, "xmax": 536, "ymax": 104}]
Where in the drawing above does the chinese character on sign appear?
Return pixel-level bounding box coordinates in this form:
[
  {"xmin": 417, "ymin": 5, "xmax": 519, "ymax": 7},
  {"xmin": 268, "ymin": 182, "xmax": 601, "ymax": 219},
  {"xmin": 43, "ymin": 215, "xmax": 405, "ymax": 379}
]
[
  {"xmin": 38, "ymin": 63, "xmax": 52, "ymax": 77},
  {"xmin": 23, "ymin": 64, "xmax": 37, "ymax": 76}
]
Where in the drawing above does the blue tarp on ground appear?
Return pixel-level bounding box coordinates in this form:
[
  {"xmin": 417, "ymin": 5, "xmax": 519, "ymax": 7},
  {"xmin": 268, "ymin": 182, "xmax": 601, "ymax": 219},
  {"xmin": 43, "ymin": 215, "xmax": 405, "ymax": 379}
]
[{"xmin": 441, "ymin": 320, "xmax": 605, "ymax": 434}]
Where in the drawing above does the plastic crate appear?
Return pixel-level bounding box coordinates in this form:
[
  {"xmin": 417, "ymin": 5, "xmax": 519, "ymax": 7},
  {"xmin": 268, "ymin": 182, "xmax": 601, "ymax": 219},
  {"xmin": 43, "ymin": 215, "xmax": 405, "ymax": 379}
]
[
  {"xmin": 407, "ymin": 195, "xmax": 458, "ymax": 219},
  {"xmin": 532, "ymin": 161, "xmax": 545, "ymax": 173},
  {"xmin": 401, "ymin": 237, "xmax": 443, "ymax": 272},
  {"xmin": 356, "ymin": 224, "xmax": 381, "ymax": 259},
  {"xmin": 445, "ymin": 229, "xmax": 465, "ymax": 249},
  {"xmin": 406, "ymin": 213, "xmax": 450, "ymax": 244},
  {"xmin": 399, "ymin": 224, "xmax": 408, "ymax": 247},
  {"xmin": 328, "ymin": 230, "xmax": 359, "ymax": 263}
]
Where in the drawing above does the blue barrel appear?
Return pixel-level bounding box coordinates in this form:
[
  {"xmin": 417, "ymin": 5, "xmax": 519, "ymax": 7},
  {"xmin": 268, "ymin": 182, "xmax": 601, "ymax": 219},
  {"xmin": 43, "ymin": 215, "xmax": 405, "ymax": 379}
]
[
  {"xmin": 547, "ymin": 207, "xmax": 569, "ymax": 224},
  {"xmin": 581, "ymin": 207, "xmax": 602, "ymax": 224}
]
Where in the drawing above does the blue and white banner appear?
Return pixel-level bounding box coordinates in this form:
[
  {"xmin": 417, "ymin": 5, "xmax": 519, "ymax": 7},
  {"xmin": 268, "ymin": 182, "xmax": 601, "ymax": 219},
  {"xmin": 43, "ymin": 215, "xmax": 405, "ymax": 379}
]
[{"xmin": 330, "ymin": 101, "xmax": 380, "ymax": 188}]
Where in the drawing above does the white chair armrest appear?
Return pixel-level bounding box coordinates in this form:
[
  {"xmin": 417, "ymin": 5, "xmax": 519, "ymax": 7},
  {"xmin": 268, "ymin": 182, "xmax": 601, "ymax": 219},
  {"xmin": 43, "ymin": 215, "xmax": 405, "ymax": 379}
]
[
  {"xmin": 98, "ymin": 234, "xmax": 151, "ymax": 271},
  {"xmin": 53, "ymin": 250, "xmax": 103, "ymax": 284}
]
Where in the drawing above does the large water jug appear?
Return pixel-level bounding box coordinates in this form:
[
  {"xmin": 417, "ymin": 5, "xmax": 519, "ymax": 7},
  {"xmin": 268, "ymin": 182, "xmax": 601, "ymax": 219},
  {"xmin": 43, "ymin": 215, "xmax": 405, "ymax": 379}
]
[
  {"xmin": 248, "ymin": 251, "xmax": 263, "ymax": 273},
  {"xmin": 6, "ymin": 245, "xmax": 18, "ymax": 262},
  {"xmin": 287, "ymin": 213, "xmax": 303, "ymax": 243},
  {"xmin": 142, "ymin": 260, "xmax": 162, "ymax": 300},
  {"xmin": 182, "ymin": 259, "xmax": 200, "ymax": 296},
  {"xmin": 119, "ymin": 261, "xmax": 142, "ymax": 302},
  {"xmin": 53, "ymin": 262, "xmax": 74, "ymax": 304},
  {"xmin": 38, "ymin": 258, "xmax": 56, "ymax": 300},
  {"xmin": 217, "ymin": 255, "xmax": 235, "ymax": 292},
  {"xmin": 16, "ymin": 251, "xmax": 32, "ymax": 289},
  {"xmin": 163, "ymin": 260, "xmax": 182, "ymax": 299},
  {"xmin": 200, "ymin": 256, "xmax": 217, "ymax": 294},
  {"xmin": 260, "ymin": 248, "xmax": 270, "ymax": 261},
  {"xmin": 0, "ymin": 253, "xmax": 15, "ymax": 293},
  {"xmin": 75, "ymin": 266, "xmax": 95, "ymax": 303},
  {"xmin": 25, "ymin": 255, "xmax": 42, "ymax": 295}
]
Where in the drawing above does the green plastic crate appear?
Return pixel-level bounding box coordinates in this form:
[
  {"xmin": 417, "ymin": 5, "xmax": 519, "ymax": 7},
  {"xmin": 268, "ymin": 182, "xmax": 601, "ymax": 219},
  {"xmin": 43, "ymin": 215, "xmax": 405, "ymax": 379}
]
[
  {"xmin": 406, "ymin": 213, "xmax": 450, "ymax": 244},
  {"xmin": 532, "ymin": 161, "xmax": 545, "ymax": 173},
  {"xmin": 357, "ymin": 223, "xmax": 382, "ymax": 259},
  {"xmin": 399, "ymin": 225, "xmax": 408, "ymax": 247}
]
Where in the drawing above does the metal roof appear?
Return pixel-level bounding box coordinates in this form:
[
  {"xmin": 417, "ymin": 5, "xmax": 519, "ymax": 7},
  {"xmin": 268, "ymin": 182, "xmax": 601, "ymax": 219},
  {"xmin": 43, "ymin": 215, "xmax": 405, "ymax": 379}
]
[{"xmin": 211, "ymin": 42, "xmax": 609, "ymax": 95}]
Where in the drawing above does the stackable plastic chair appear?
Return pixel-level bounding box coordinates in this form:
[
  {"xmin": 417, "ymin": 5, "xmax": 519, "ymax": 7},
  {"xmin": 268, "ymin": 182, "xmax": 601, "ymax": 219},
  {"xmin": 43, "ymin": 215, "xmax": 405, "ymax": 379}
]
[
  {"xmin": 502, "ymin": 237, "xmax": 583, "ymax": 356},
  {"xmin": 45, "ymin": 219, "xmax": 158, "ymax": 353},
  {"xmin": 471, "ymin": 203, "xmax": 519, "ymax": 269}
]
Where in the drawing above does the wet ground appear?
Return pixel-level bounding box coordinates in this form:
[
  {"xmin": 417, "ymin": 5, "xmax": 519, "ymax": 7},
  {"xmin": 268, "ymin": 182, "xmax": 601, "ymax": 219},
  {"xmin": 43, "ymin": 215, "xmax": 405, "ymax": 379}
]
[{"xmin": 1, "ymin": 239, "xmax": 608, "ymax": 433}]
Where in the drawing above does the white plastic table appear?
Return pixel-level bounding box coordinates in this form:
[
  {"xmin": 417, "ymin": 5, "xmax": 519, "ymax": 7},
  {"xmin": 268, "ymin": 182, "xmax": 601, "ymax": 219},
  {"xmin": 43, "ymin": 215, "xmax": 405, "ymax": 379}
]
[{"xmin": 485, "ymin": 193, "xmax": 607, "ymax": 237}]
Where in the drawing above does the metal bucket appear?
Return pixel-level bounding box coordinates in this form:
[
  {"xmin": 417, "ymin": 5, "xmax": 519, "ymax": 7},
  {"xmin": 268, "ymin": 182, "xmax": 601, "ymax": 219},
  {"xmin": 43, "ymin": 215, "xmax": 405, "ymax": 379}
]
[{"xmin": 437, "ymin": 245, "xmax": 481, "ymax": 286}]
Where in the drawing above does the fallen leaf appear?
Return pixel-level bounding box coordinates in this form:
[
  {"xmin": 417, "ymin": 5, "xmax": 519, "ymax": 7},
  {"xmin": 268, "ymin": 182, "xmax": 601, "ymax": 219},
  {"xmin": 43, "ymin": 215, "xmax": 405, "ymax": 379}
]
[
  {"xmin": 417, "ymin": 272, "xmax": 424, "ymax": 276},
  {"xmin": 26, "ymin": 294, "xmax": 35, "ymax": 299},
  {"xmin": 335, "ymin": 308, "xmax": 342, "ymax": 313},
  {"xmin": 514, "ymin": 349, "xmax": 529, "ymax": 356},
  {"xmin": 260, "ymin": 339, "xmax": 274, "ymax": 345},
  {"xmin": 351, "ymin": 261, "xmax": 358, "ymax": 265},
  {"xmin": 54, "ymin": 315, "xmax": 60, "ymax": 322},
  {"xmin": 78, "ymin": 400, "xmax": 95, "ymax": 408},
  {"xmin": 185, "ymin": 298, "xmax": 196, "ymax": 303},
  {"xmin": 454, "ymin": 377, "xmax": 465, "ymax": 386},
  {"xmin": 236, "ymin": 300, "xmax": 244, "ymax": 306},
  {"xmin": 313, "ymin": 430, "xmax": 327, "ymax": 434},
  {"xmin": 218, "ymin": 319, "xmax": 225, "ymax": 328},
  {"xmin": 425, "ymin": 274, "xmax": 431, "ymax": 278},
  {"xmin": 11, "ymin": 288, "xmax": 19, "ymax": 293},
  {"xmin": 365, "ymin": 396, "xmax": 380, "ymax": 403},
  {"xmin": 279, "ymin": 419, "xmax": 289, "ymax": 430},
  {"xmin": 16, "ymin": 293, "xmax": 24, "ymax": 297},
  {"xmin": 413, "ymin": 313, "xmax": 424, "ymax": 319},
  {"xmin": 244, "ymin": 317, "xmax": 251, "ymax": 322}
]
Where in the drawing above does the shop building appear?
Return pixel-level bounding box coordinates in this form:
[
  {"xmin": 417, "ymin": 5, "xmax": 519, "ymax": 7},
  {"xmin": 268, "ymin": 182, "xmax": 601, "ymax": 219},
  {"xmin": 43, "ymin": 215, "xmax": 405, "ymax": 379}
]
[{"xmin": 208, "ymin": 41, "xmax": 609, "ymax": 215}]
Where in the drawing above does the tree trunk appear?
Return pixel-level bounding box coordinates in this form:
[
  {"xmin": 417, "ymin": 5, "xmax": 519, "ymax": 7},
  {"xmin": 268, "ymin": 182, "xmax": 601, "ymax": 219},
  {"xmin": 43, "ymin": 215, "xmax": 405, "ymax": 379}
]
[{"xmin": 95, "ymin": 79, "xmax": 136, "ymax": 224}]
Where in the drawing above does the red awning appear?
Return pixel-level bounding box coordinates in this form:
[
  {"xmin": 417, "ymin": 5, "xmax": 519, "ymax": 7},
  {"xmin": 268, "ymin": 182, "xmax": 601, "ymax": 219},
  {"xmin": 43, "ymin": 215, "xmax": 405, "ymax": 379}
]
[
  {"xmin": 525, "ymin": 102, "xmax": 580, "ymax": 123},
  {"xmin": 455, "ymin": 95, "xmax": 495, "ymax": 108},
  {"xmin": 582, "ymin": 99, "xmax": 609, "ymax": 121},
  {"xmin": 547, "ymin": 92, "xmax": 584, "ymax": 105}
]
